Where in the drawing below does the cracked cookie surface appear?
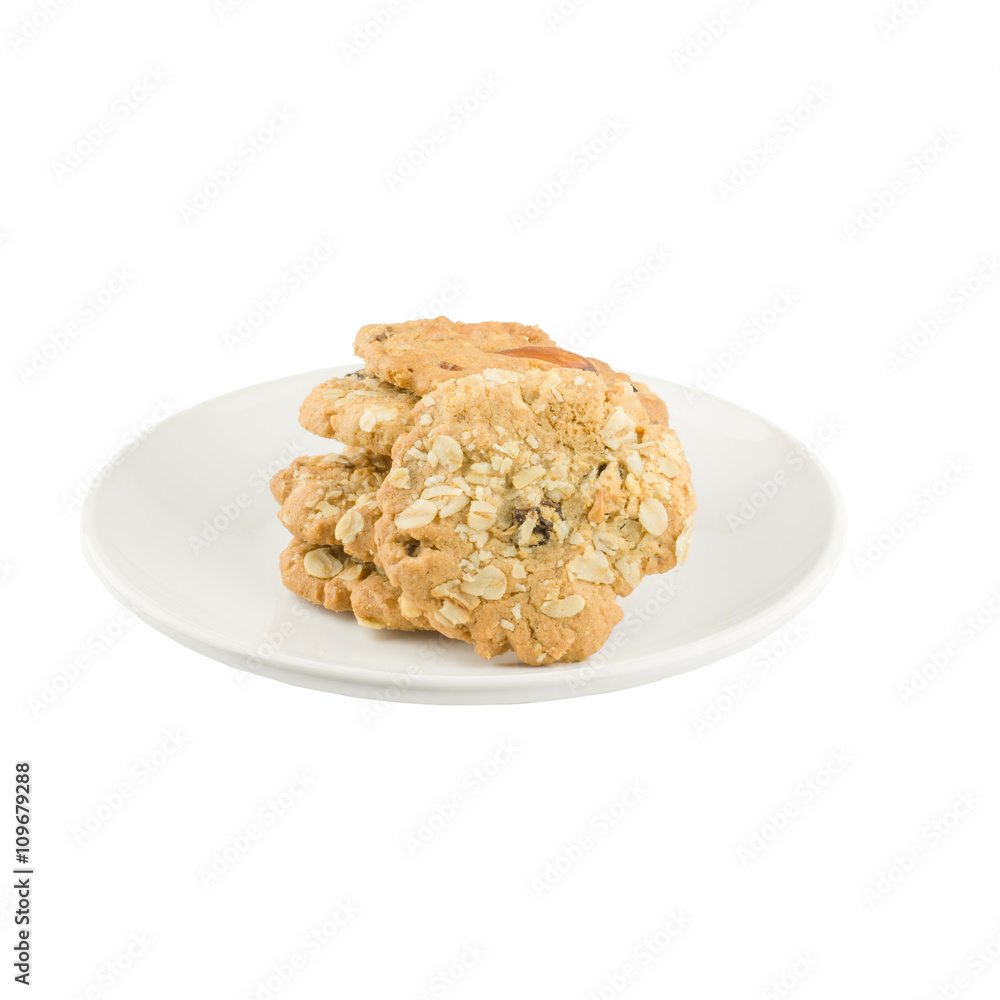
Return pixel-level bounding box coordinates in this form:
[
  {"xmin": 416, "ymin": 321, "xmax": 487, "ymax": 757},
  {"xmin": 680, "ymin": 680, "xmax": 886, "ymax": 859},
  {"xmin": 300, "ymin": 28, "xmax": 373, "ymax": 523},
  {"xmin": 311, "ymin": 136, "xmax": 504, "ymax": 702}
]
[{"xmin": 374, "ymin": 368, "xmax": 696, "ymax": 664}]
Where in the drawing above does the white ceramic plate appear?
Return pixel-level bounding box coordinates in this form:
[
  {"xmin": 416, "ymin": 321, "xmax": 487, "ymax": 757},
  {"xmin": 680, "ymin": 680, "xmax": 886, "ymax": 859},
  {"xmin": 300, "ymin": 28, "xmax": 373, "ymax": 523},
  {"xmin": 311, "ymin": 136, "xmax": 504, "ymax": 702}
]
[{"xmin": 81, "ymin": 367, "xmax": 845, "ymax": 704}]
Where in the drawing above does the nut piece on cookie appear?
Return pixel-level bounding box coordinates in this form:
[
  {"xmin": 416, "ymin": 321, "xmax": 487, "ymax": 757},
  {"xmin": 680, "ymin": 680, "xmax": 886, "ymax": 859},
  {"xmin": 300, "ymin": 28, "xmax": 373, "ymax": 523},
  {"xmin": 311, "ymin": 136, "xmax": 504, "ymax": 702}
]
[
  {"xmin": 270, "ymin": 450, "xmax": 389, "ymax": 562},
  {"xmin": 299, "ymin": 372, "xmax": 417, "ymax": 455},
  {"xmin": 374, "ymin": 367, "xmax": 696, "ymax": 665},
  {"xmin": 353, "ymin": 316, "xmax": 571, "ymax": 395},
  {"xmin": 279, "ymin": 538, "xmax": 432, "ymax": 632}
]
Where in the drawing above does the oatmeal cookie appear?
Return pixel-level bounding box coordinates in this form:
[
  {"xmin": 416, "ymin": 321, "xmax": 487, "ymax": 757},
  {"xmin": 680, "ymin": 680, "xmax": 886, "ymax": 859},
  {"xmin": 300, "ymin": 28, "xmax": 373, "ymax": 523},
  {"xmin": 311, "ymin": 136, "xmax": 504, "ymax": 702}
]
[
  {"xmin": 270, "ymin": 450, "xmax": 389, "ymax": 561},
  {"xmin": 374, "ymin": 367, "xmax": 696, "ymax": 664},
  {"xmin": 299, "ymin": 371, "xmax": 417, "ymax": 454},
  {"xmin": 352, "ymin": 316, "xmax": 586, "ymax": 395},
  {"xmin": 279, "ymin": 538, "xmax": 431, "ymax": 632},
  {"xmin": 353, "ymin": 317, "xmax": 672, "ymax": 432}
]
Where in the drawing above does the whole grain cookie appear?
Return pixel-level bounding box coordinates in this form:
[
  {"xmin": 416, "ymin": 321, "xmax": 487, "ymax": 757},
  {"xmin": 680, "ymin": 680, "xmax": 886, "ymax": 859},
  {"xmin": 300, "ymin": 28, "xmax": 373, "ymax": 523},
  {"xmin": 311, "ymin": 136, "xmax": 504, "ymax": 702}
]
[
  {"xmin": 353, "ymin": 317, "xmax": 587, "ymax": 396},
  {"xmin": 279, "ymin": 538, "xmax": 432, "ymax": 632},
  {"xmin": 299, "ymin": 371, "xmax": 417, "ymax": 454},
  {"xmin": 374, "ymin": 368, "xmax": 696, "ymax": 664},
  {"xmin": 353, "ymin": 316, "xmax": 673, "ymax": 432},
  {"xmin": 270, "ymin": 450, "xmax": 389, "ymax": 561}
]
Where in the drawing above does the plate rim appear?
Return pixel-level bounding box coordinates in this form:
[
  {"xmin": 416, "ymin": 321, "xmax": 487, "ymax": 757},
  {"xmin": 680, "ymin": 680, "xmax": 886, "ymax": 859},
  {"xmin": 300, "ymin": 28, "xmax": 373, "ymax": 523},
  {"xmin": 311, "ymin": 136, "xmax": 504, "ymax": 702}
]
[{"xmin": 80, "ymin": 366, "xmax": 847, "ymax": 704}]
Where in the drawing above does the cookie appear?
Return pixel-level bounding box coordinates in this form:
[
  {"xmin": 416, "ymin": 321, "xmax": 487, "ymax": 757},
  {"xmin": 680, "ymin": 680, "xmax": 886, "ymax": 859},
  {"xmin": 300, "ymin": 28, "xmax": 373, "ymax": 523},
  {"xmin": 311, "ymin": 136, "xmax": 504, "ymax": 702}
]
[
  {"xmin": 586, "ymin": 358, "xmax": 670, "ymax": 427},
  {"xmin": 354, "ymin": 317, "xmax": 672, "ymax": 432},
  {"xmin": 299, "ymin": 372, "xmax": 417, "ymax": 455},
  {"xmin": 374, "ymin": 367, "xmax": 696, "ymax": 664},
  {"xmin": 270, "ymin": 450, "xmax": 389, "ymax": 561},
  {"xmin": 353, "ymin": 316, "xmax": 590, "ymax": 396},
  {"xmin": 279, "ymin": 538, "xmax": 431, "ymax": 632}
]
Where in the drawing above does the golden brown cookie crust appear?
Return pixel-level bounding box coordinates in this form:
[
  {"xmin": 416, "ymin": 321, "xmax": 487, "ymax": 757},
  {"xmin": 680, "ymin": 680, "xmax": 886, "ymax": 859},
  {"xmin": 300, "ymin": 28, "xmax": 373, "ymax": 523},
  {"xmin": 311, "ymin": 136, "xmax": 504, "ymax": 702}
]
[
  {"xmin": 374, "ymin": 368, "xmax": 695, "ymax": 664},
  {"xmin": 353, "ymin": 317, "xmax": 567, "ymax": 396},
  {"xmin": 275, "ymin": 318, "xmax": 697, "ymax": 664}
]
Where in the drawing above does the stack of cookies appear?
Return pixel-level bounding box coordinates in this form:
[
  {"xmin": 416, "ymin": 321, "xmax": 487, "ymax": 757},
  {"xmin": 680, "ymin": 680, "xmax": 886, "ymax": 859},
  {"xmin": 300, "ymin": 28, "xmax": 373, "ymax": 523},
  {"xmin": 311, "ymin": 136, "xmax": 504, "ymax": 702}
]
[{"xmin": 270, "ymin": 318, "xmax": 696, "ymax": 665}]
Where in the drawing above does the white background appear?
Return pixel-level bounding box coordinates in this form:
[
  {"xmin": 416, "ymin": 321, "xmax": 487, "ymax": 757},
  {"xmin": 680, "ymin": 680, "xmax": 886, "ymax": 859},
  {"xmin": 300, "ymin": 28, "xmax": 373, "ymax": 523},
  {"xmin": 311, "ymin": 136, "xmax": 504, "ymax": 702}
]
[{"xmin": 4, "ymin": 0, "xmax": 1000, "ymax": 996}]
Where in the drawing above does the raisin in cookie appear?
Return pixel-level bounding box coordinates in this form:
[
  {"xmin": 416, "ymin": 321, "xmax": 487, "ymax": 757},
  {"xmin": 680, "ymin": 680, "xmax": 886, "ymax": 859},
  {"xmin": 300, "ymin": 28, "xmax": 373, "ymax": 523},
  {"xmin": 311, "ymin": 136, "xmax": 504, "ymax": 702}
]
[
  {"xmin": 374, "ymin": 368, "xmax": 696, "ymax": 664},
  {"xmin": 279, "ymin": 538, "xmax": 431, "ymax": 632},
  {"xmin": 299, "ymin": 372, "xmax": 417, "ymax": 455},
  {"xmin": 270, "ymin": 450, "xmax": 388, "ymax": 561}
]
